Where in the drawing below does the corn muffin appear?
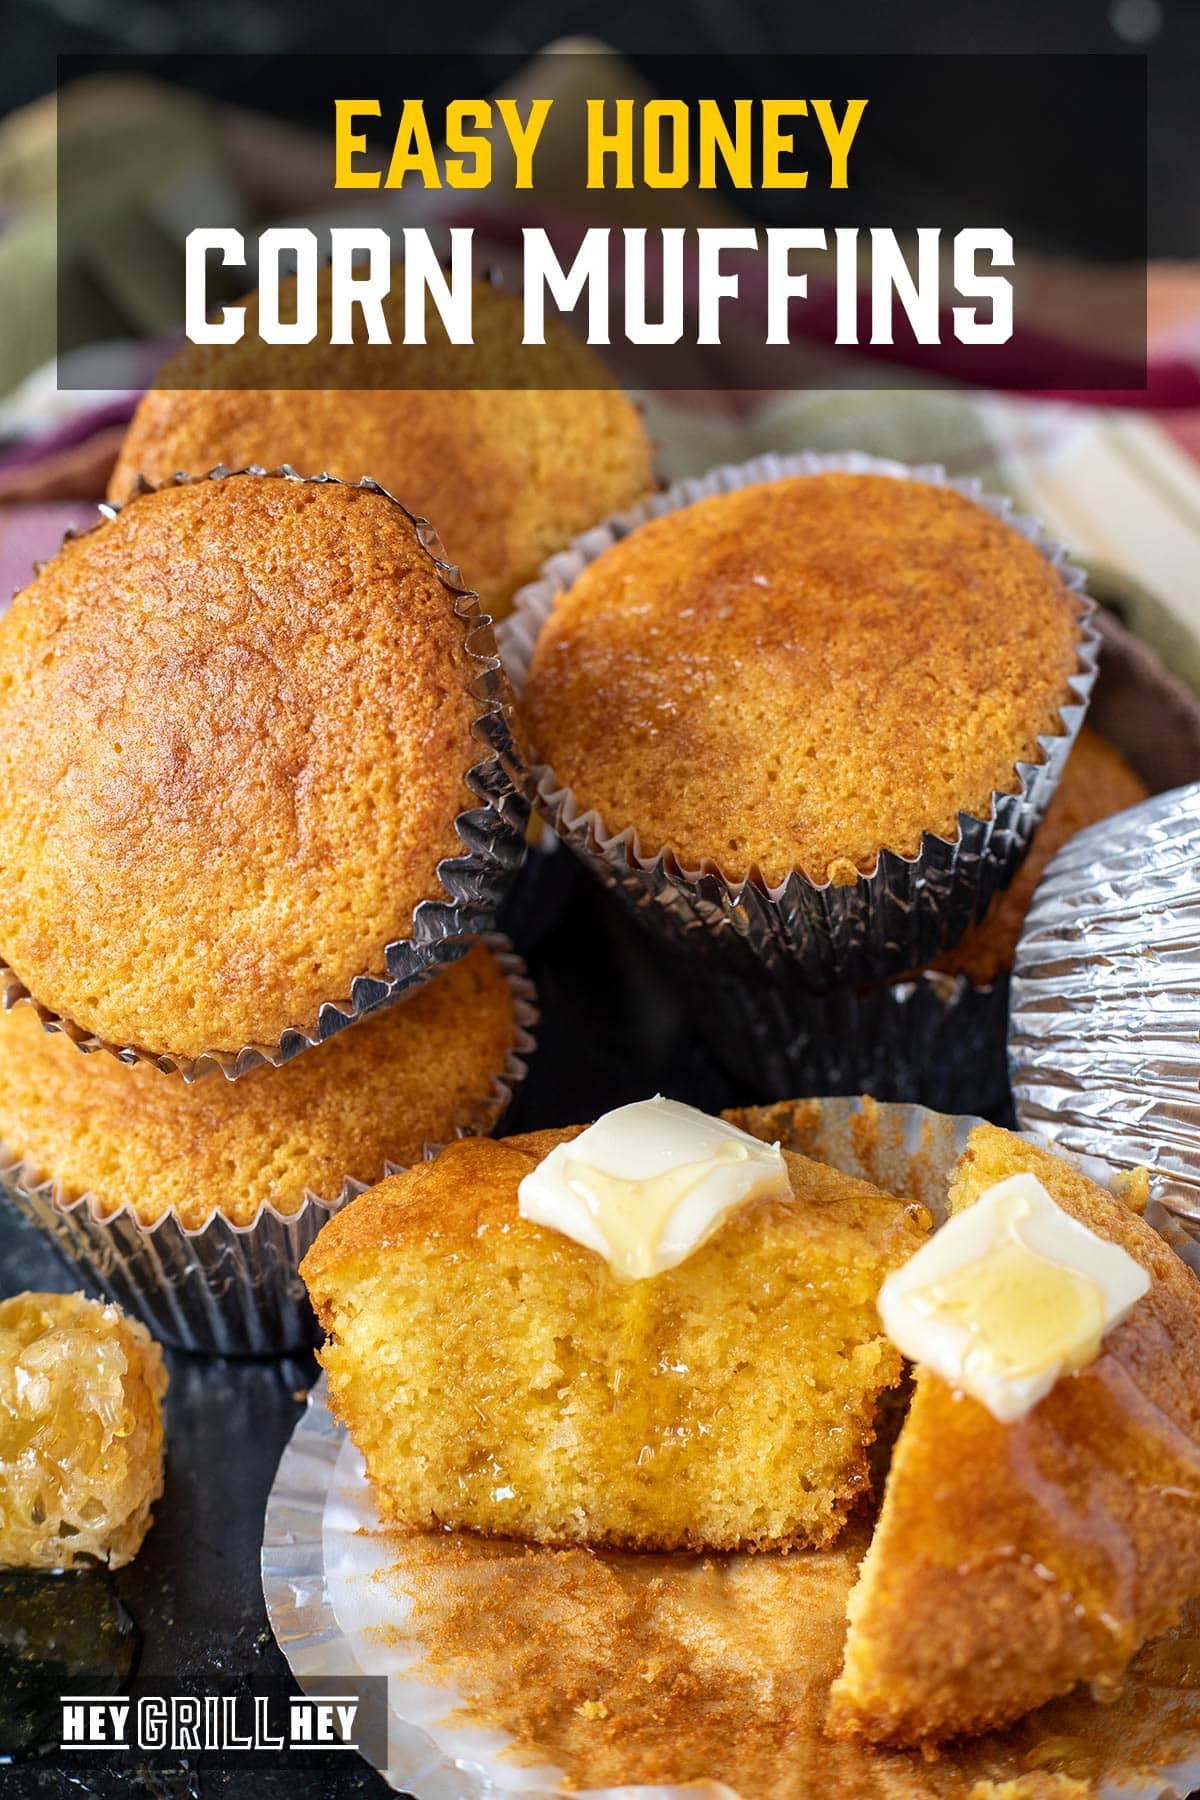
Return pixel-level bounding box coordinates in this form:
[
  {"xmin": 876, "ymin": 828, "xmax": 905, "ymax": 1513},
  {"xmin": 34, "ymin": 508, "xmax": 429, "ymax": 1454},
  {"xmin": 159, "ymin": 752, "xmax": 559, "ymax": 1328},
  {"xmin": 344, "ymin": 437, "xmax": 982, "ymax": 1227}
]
[
  {"xmin": 108, "ymin": 274, "xmax": 655, "ymax": 618},
  {"xmin": 931, "ymin": 727, "xmax": 1148, "ymax": 986},
  {"xmin": 828, "ymin": 1124, "xmax": 1200, "ymax": 1747},
  {"xmin": 301, "ymin": 1124, "xmax": 928, "ymax": 1552},
  {"xmin": 0, "ymin": 941, "xmax": 518, "ymax": 1228},
  {"xmin": 0, "ymin": 1290, "xmax": 166, "ymax": 1569},
  {"xmin": 0, "ymin": 472, "xmax": 500, "ymax": 1061},
  {"xmin": 522, "ymin": 473, "xmax": 1086, "ymax": 887}
]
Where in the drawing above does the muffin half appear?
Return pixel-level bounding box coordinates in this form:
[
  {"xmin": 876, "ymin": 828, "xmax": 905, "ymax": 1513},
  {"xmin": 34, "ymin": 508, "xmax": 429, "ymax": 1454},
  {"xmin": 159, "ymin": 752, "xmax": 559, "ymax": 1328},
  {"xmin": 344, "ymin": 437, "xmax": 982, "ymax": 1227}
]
[
  {"xmin": 827, "ymin": 1124, "xmax": 1200, "ymax": 1747},
  {"xmin": 301, "ymin": 1121, "xmax": 928, "ymax": 1552}
]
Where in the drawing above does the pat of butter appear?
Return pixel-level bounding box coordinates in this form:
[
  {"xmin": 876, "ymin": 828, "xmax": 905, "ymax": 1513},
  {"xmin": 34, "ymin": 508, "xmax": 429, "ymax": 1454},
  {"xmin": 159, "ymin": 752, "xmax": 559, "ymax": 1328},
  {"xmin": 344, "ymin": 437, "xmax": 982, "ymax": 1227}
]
[
  {"xmin": 517, "ymin": 1096, "xmax": 791, "ymax": 1281},
  {"xmin": 879, "ymin": 1173, "xmax": 1150, "ymax": 1424}
]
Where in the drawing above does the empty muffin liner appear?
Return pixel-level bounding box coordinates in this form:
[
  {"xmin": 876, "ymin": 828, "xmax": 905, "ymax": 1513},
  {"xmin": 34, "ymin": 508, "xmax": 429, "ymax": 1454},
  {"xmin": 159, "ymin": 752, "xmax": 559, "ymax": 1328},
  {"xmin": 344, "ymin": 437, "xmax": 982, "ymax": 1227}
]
[
  {"xmin": 0, "ymin": 938, "xmax": 538, "ymax": 1356},
  {"xmin": 1010, "ymin": 781, "xmax": 1200, "ymax": 1236},
  {"xmin": 261, "ymin": 1095, "xmax": 1200, "ymax": 1800},
  {"xmin": 0, "ymin": 465, "xmax": 529, "ymax": 1083},
  {"xmin": 695, "ymin": 964, "xmax": 1011, "ymax": 1118},
  {"xmin": 499, "ymin": 450, "xmax": 1101, "ymax": 991}
]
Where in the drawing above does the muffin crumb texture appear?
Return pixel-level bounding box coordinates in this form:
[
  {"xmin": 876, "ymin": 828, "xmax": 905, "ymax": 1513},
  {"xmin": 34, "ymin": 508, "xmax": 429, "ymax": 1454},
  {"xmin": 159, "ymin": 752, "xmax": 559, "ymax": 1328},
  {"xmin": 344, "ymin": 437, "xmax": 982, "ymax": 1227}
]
[
  {"xmin": 302, "ymin": 1129, "xmax": 927, "ymax": 1552},
  {"xmin": 524, "ymin": 474, "xmax": 1084, "ymax": 885},
  {"xmin": 828, "ymin": 1124, "xmax": 1200, "ymax": 1746},
  {"xmin": 0, "ymin": 1290, "xmax": 167, "ymax": 1569}
]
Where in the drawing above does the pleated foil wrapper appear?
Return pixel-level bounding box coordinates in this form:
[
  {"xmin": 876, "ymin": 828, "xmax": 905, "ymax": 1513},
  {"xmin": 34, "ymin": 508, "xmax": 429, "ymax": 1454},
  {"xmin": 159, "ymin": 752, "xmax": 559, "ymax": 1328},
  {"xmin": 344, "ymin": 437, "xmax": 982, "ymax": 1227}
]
[
  {"xmin": 261, "ymin": 1096, "xmax": 1200, "ymax": 1800},
  {"xmin": 0, "ymin": 466, "xmax": 529, "ymax": 1083},
  {"xmin": 1011, "ymin": 781, "xmax": 1200, "ymax": 1235},
  {"xmin": 499, "ymin": 450, "xmax": 1100, "ymax": 991},
  {"xmin": 694, "ymin": 965, "xmax": 1011, "ymax": 1118},
  {"xmin": 0, "ymin": 939, "xmax": 539, "ymax": 1356}
]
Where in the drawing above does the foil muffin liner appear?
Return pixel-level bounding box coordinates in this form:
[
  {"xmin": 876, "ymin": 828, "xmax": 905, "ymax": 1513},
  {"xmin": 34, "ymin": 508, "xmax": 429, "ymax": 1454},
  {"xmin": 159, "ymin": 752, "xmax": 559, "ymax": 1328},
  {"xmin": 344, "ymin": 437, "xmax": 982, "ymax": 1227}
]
[
  {"xmin": 0, "ymin": 465, "xmax": 529, "ymax": 1083},
  {"xmin": 262, "ymin": 1096, "xmax": 1200, "ymax": 1800},
  {"xmin": 1011, "ymin": 781, "xmax": 1200, "ymax": 1233},
  {"xmin": 499, "ymin": 450, "xmax": 1100, "ymax": 990},
  {"xmin": 695, "ymin": 965, "xmax": 1010, "ymax": 1119},
  {"xmin": 0, "ymin": 938, "xmax": 538, "ymax": 1356}
]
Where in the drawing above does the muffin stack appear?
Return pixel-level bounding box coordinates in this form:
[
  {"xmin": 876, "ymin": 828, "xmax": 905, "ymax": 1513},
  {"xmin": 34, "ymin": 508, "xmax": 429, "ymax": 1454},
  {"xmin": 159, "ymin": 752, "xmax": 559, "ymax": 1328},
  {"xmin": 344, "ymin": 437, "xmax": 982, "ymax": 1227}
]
[
  {"xmin": 0, "ymin": 468, "xmax": 536, "ymax": 1353},
  {"xmin": 501, "ymin": 451, "xmax": 1107, "ymax": 1111},
  {"xmin": 0, "ymin": 271, "xmax": 666, "ymax": 1351}
]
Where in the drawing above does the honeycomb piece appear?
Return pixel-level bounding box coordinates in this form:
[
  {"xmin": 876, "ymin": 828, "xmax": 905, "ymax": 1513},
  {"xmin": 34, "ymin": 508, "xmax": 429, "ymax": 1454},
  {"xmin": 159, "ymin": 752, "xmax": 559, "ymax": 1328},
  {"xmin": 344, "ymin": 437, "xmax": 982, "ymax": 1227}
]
[{"xmin": 0, "ymin": 1292, "xmax": 167, "ymax": 1569}]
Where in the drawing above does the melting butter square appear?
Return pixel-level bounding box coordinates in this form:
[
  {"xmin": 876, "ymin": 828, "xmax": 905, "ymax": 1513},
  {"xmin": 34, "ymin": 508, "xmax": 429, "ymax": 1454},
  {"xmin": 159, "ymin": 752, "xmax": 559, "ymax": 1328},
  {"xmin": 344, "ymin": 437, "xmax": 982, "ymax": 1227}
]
[{"xmin": 878, "ymin": 1172, "xmax": 1150, "ymax": 1423}]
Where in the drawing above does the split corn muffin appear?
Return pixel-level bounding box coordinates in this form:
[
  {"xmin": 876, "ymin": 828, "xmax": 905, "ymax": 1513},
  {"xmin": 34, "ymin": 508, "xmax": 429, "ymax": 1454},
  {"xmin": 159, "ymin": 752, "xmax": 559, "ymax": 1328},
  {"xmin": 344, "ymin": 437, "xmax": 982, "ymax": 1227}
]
[
  {"xmin": 0, "ymin": 473, "xmax": 501, "ymax": 1060},
  {"xmin": 930, "ymin": 726, "xmax": 1148, "ymax": 987},
  {"xmin": 828, "ymin": 1124, "xmax": 1200, "ymax": 1747},
  {"xmin": 301, "ymin": 1127, "xmax": 928, "ymax": 1552},
  {"xmin": 522, "ymin": 473, "xmax": 1087, "ymax": 886},
  {"xmin": 0, "ymin": 941, "xmax": 518, "ymax": 1227},
  {"xmin": 0, "ymin": 1290, "xmax": 166, "ymax": 1569},
  {"xmin": 108, "ymin": 274, "xmax": 655, "ymax": 617}
]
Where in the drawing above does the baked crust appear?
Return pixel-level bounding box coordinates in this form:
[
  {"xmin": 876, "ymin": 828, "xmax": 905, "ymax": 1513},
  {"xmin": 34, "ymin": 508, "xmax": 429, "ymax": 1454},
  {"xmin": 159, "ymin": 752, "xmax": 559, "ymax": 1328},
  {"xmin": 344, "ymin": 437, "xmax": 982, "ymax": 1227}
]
[
  {"xmin": 523, "ymin": 474, "xmax": 1085, "ymax": 886},
  {"xmin": 0, "ymin": 474, "xmax": 486, "ymax": 1058},
  {"xmin": 931, "ymin": 726, "xmax": 1148, "ymax": 985},
  {"xmin": 827, "ymin": 1124, "xmax": 1200, "ymax": 1746},
  {"xmin": 0, "ymin": 941, "xmax": 517, "ymax": 1228},
  {"xmin": 108, "ymin": 278, "xmax": 655, "ymax": 618}
]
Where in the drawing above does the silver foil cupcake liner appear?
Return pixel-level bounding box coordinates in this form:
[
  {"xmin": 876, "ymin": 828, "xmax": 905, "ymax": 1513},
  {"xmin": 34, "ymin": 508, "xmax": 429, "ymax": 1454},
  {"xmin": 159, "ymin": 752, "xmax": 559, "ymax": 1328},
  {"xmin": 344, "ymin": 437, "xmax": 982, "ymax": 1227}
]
[
  {"xmin": 262, "ymin": 1096, "xmax": 1200, "ymax": 1800},
  {"xmin": 695, "ymin": 965, "xmax": 1011, "ymax": 1118},
  {"xmin": 0, "ymin": 938, "xmax": 538, "ymax": 1356},
  {"xmin": 0, "ymin": 465, "xmax": 529, "ymax": 1083},
  {"xmin": 1011, "ymin": 781, "xmax": 1200, "ymax": 1234},
  {"xmin": 499, "ymin": 450, "xmax": 1100, "ymax": 990}
]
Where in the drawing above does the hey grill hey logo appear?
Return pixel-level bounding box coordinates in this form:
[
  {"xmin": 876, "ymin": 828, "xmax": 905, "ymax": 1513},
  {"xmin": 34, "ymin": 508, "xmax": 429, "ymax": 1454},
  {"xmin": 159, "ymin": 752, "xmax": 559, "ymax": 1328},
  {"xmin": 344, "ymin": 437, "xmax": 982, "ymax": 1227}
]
[{"xmin": 61, "ymin": 1690, "xmax": 363, "ymax": 1753}]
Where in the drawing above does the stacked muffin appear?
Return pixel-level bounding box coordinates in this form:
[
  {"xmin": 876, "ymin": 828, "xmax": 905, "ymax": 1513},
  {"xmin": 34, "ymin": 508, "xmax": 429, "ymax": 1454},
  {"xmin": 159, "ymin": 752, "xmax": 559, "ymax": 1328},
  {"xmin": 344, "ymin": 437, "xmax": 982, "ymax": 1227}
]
[
  {"xmin": 0, "ymin": 275, "xmax": 665, "ymax": 1349},
  {"xmin": 502, "ymin": 453, "xmax": 1112, "ymax": 1112},
  {"xmin": 110, "ymin": 272, "xmax": 656, "ymax": 620},
  {"xmin": 0, "ymin": 468, "xmax": 536, "ymax": 1352}
]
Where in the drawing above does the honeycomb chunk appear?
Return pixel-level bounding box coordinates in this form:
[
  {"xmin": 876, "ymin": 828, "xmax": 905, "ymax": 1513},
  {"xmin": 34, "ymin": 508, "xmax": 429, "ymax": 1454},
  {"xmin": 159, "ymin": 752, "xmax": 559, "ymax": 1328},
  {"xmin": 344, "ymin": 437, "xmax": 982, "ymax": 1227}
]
[{"xmin": 0, "ymin": 1291, "xmax": 167, "ymax": 1569}]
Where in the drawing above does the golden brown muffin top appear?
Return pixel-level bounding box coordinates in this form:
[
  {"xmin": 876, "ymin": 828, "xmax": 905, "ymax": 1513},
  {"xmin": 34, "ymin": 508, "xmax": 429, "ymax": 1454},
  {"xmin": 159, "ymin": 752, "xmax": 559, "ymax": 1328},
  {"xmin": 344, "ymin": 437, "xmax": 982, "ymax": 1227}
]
[
  {"xmin": 523, "ymin": 474, "xmax": 1085, "ymax": 886},
  {"xmin": 107, "ymin": 277, "xmax": 656, "ymax": 618},
  {"xmin": 932, "ymin": 727, "xmax": 1149, "ymax": 986},
  {"xmin": 827, "ymin": 1123, "xmax": 1200, "ymax": 1747},
  {"xmin": 300, "ymin": 1121, "xmax": 923, "ymax": 1295},
  {"xmin": 0, "ymin": 941, "xmax": 518, "ymax": 1228},
  {"xmin": 0, "ymin": 474, "xmax": 488, "ymax": 1060}
]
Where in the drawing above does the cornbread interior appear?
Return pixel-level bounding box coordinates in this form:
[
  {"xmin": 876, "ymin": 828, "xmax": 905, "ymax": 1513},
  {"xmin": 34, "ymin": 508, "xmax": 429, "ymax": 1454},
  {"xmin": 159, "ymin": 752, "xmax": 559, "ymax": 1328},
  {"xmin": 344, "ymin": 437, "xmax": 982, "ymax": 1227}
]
[
  {"xmin": 0, "ymin": 1291, "xmax": 166, "ymax": 1569},
  {"xmin": 302, "ymin": 1129, "xmax": 928, "ymax": 1553},
  {"xmin": 828, "ymin": 1123, "xmax": 1200, "ymax": 1747}
]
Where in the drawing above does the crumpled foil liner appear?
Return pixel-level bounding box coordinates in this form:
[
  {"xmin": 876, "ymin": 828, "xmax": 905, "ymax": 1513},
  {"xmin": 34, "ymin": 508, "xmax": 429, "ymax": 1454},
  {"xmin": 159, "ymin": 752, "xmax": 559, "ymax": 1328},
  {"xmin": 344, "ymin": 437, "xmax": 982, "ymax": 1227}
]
[
  {"xmin": 1011, "ymin": 781, "xmax": 1200, "ymax": 1234},
  {"xmin": 0, "ymin": 465, "xmax": 529, "ymax": 1083},
  {"xmin": 261, "ymin": 1096, "xmax": 1200, "ymax": 1800},
  {"xmin": 498, "ymin": 450, "xmax": 1100, "ymax": 990},
  {"xmin": 693, "ymin": 966, "xmax": 1010, "ymax": 1118},
  {"xmin": 0, "ymin": 938, "xmax": 538, "ymax": 1356}
]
